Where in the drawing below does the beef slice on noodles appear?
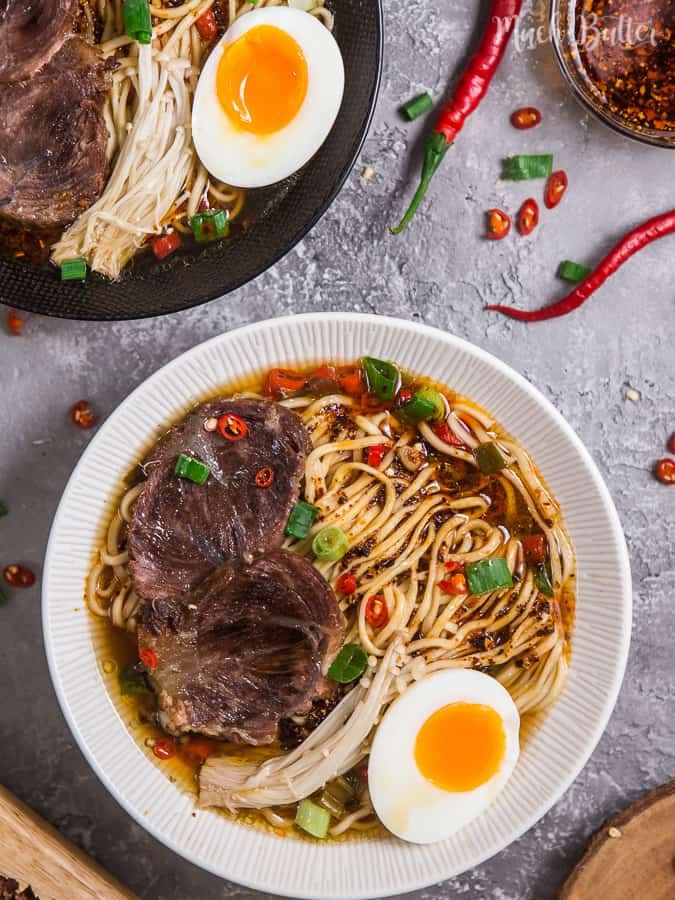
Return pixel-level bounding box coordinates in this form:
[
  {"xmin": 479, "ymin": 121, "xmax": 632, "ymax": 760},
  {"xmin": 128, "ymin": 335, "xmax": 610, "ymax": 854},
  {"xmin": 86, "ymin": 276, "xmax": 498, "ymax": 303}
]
[
  {"xmin": 0, "ymin": 0, "xmax": 76, "ymax": 85},
  {"xmin": 128, "ymin": 399, "xmax": 312, "ymax": 602},
  {"xmin": 136, "ymin": 550, "xmax": 345, "ymax": 744}
]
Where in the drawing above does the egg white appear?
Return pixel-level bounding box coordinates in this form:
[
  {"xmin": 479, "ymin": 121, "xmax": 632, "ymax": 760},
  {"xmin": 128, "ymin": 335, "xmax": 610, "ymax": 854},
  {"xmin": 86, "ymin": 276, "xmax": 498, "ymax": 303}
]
[
  {"xmin": 368, "ymin": 669, "xmax": 520, "ymax": 844},
  {"xmin": 192, "ymin": 7, "xmax": 345, "ymax": 188}
]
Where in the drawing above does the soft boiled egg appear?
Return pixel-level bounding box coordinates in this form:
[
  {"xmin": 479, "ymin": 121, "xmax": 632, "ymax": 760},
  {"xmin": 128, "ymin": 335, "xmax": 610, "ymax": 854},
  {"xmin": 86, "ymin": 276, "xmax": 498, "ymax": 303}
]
[
  {"xmin": 192, "ymin": 7, "xmax": 345, "ymax": 188},
  {"xmin": 368, "ymin": 669, "xmax": 520, "ymax": 844}
]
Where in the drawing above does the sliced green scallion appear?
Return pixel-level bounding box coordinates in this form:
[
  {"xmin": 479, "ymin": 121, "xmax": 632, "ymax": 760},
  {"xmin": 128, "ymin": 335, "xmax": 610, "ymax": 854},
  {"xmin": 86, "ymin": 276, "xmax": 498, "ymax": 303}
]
[
  {"xmin": 328, "ymin": 643, "xmax": 368, "ymax": 683},
  {"xmin": 191, "ymin": 209, "xmax": 229, "ymax": 243},
  {"xmin": 395, "ymin": 387, "xmax": 445, "ymax": 424},
  {"xmin": 362, "ymin": 357, "xmax": 400, "ymax": 402},
  {"xmin": 174, "ymin": 453, "xmax": 210, "ymax": 485},
  {"xmin": 312, "ymin": 526, "xmax": 349, "ymax": 562},
  {"xmin": 504, "ymin": 154, "xmax": 553, "ymax": 180},
  {"xmin": 123, "ymin": 0, "xmax": 152, "ymax": 44},
  {"xmin": 295, "ymin": 798, "xmax": 331, "ymax": 838},
  {"xmin": 401, "ymin": 92, "xmax": 433, "ymax": 121},
  {"xmin": 285, "ymin": 501, "xmax": 319, "ymax": 539},
  {"xmin": 465, "ymin": 558, "xmax": 513, "ymax": 595},
  {"xmin": 118, "ymin": 662, "xmax": 149, "ymax": 696},
  {"xmin": 534, "ymin": 562, "xmax": 554, "ymax": 597},
  {"xmin": 557, "ymin": 260, "xmax": 592, "ymax": 283},
  {"xmin": 474, "ymin": 441, "xmax": 507, "ymax": 475},
  {"xmin": 60, "ymin": 258, "xmax": 88, "ymax": 281}
]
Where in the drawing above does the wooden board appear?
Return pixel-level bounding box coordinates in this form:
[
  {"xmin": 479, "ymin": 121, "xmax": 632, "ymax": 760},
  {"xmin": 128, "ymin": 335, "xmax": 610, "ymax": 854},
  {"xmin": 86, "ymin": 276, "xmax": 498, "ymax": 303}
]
[
  {"xmin": 559, "ymin": 781, "xmax": 675, "ymax": 900},
  {"xmin": 0, "ymin": 785, "xmax": 137, "ymax": 900}
]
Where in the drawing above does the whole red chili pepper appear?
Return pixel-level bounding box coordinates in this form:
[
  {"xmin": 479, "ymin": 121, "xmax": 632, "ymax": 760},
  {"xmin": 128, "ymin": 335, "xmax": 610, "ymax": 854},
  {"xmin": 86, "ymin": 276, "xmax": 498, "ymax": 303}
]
[
  {"xmin": 390, "ymin": 0, "xmax": 522, "ymax": 234},
  {"xmin": 487, "ymin": 210, "xmax": 675, "ymax": 321}
]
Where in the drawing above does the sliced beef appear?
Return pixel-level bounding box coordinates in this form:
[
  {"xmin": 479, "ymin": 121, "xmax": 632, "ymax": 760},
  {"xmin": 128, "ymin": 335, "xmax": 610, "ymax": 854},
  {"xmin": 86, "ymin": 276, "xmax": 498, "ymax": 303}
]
[
  {"xmin": 137, "ymin": 550, "xmax": 345, "ymax": 744},
  {"xmin": 0, "ymin": 38, "xmax": 112, "ymax": 228},
  {"xmin": 0, "ymin": 0, "xmax": 76, "ymax": 85},
  {"xmin": 0, "ymin": 877, "xmax": 39, "ymax": 900},
  {"xmin": 128, "ymin": 399, "xmax": 312, "ymax": 602}
]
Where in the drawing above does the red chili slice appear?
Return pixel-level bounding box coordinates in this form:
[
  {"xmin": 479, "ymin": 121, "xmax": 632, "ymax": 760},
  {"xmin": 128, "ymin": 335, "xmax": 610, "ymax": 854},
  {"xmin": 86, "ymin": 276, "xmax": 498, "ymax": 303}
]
[
  {"xmin": 195, "ymin": 8, "xmax": 218, "ymax": 41},
  {"xmin": 544, "ymin": 170, "xmax": 568, "ymax": 209},
  {"xmin": 438, "ymin": 573, "xmax": 468, "ymax": 595},
  {"xmin": 153, "ymin": 738, "xmax": 176, "ymax": 760},
  {"xmin": 139, "ymin": 648, "xmax": 158, "ymax": 669},
  {"xmin": 71, "ymin": 400, "xmax": 97, "ymax": 429},
  {"xmin": 151, "ymin": 231, "xmax": 181, "ymax": 261},
  {"xmin": 486, "ymin": 208, "xmax": 511, "ymax": 240},
  {"xmin": 336, "ymin": 572, "xmax": 357, "ymax": 594},
  {"xmin": 522, "ymin": 533, "xmax": 546, "ymax": 564},
  {"xmin": 517, "ymin": 198, "xmax": 539, "ymax": 236},
  {"xmin": 178, "ymin": 737, "xmax": 214, "ymax": 767},
  {"xmin": 366, "ymin": 445, "xmax": 388, "ymax": 468},
  {"xmin": 444, "ymin": 560, "xmax": 464, "ymax": 574},
  {"xmin": 433, "ymin": 422, "xmax": 465, "ymax": 448},
  {"xmin": 397, "ymin": 387, "xmax": 413, "ymax": 405},
  {"xmin": 218, "ymin": 413, "xmax": 248, "ymax": 441},
  {"xmin": 655, "ymin": 458, "xmax": 675, "ymax": 484},
  {"xmin": 255, "ymin": 466, "xmax": 274, "ymax": 489},
  {"xmin": 510, "ymin": 106, "xmax": 542, "ymax": 129},
  {"xmin": 266, "ymin": 368, "xmax": 307, "ymax": 400},
  {"xmin": 365, "ymin": 594, "xmax": 389, "ymax": 628},
  {"xmin": 7, "ymin": 308, "xmax": 24, "ymax": 336},
  {"xmin": 3, "ymin": 564, "xmax": 35, "ymax": 587},
  {"xmin": 337, "ymin": 366, "xmax": 365, "ymax": 398}
]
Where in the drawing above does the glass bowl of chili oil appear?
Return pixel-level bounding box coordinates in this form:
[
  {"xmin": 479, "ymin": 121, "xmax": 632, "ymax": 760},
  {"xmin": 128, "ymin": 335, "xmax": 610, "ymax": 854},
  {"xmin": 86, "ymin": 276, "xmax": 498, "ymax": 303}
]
[{"xmin": 550, "ymin": 0, "xmax": 675, "ymax": 148}]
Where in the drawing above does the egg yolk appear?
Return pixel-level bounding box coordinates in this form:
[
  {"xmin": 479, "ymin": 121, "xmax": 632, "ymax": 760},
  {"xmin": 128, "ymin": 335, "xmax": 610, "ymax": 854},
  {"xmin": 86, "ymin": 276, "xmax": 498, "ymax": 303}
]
[
  {"xmin": 216, "ymin": 25, "xmax": 308, "ymax": 135},
  {"xmin": 414, "ymin": 702, "xmax": 506, "ymax": 792}
]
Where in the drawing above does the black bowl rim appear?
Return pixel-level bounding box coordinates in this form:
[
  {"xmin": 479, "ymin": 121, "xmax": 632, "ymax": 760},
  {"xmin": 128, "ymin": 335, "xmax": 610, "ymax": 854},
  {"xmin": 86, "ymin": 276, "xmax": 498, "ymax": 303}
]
[{"xmin": 6, "ymin": 0, "xmax": 384, "ymax": 323}]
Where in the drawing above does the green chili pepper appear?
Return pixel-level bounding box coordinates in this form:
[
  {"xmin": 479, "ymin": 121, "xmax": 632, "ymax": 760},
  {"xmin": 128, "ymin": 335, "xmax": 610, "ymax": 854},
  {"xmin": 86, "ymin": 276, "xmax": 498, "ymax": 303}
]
[
  {"xmin": 474, "ymin": 442, "xmax": 507, "ymax": 475},
  {"xmin": 362, "ymin": 357, "xmax": 400, "ymax": 401},
  {"xmin": 465, "ymin": 558, "xmax": 513, "ymax": 595},
  {"xmin": 60, "ymin": 258, "xmax": 88, "ymax": 281},
  {"xmin": 328, "ymin": 643, "xmax": 368, "ymax": 683},
  {"xmin": 401, "ymin": 92, "xmax": 433, "ymax": 121},
  {"xmin": 285, "ymin": 501, "xmax": 319, "ymax": 539},
  {"xmin": 312, "ymin": 526, "xmax": 349, "ymax": 562},
  {"xmin": 504, "ymin": 154, "xmax": 553, "ymax": 180},
  {"xmin": 191, "ymin": 209, "xmax": 229, "ymax": 243},
  {"xmin": 557, "ymin": 260, "xmax": 592, "ymax": 283}
]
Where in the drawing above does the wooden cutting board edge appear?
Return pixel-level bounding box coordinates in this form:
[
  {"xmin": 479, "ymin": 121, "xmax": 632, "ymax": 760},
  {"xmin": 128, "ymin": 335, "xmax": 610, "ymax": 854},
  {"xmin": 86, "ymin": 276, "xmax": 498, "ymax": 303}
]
[{"xmin": 558, "ymin": 780, "xmax": 675, "ymax": 899}]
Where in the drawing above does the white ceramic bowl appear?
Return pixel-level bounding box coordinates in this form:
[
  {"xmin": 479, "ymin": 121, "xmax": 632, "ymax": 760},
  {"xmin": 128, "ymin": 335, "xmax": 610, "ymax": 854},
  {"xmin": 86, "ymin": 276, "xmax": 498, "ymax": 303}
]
[{"xmin": 43, "ymin": 314, "xmax": 632, "ymax": 899}]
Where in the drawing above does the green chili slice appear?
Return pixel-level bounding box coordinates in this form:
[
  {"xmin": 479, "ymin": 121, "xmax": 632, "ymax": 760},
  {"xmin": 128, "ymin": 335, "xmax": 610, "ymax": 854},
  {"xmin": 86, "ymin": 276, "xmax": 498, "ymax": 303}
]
[
  {"xmin": 395, "ymin": 387, "xmax": 445, "ymax": 423},
  {"xmin": 558, "ymin": 260, "xmax": 592, "ymax": 283},
  {"xmin": 534, "ymin": 562, "xmax": 554, "ymax": 597},
  {"xmin": 362, "ymin": 357, "xmax": 400, "ymax": 401},
  {"xmin": 312, "ymin": 526, "xmax": 349, "ymax": 562},
  {"xmin": 191, "ymin": 209, "xmax": 229, "ymax": 243},
  {"xmin": 328, "ymin": 643, "xmax": 368, "ymax": 683},
  {"xmin": 401, "ymin": 92, "xmax": 433, "ymax": 121},
  {"xmin": 118, "ymin": 662, "xmax": 149, "ymax": 695},
  {"xmin": 123, "ymin": 0, "xmax": 152, "ymax": 44},
  {"xmin": 504, "ymin": 154, "xmax": 553, "ymax": 180},
  {"xmin": 295, "ymin": 798, "xmax": 331, "ymax": 838},
  {"xmin": 174, "ymin": 453, "xmax": 210, "ymax": 485},
  {"xmin": 465, "ymin": 558, "xmax": 513, "ymax": 595},
  {"xmin": 60, "ymin": 258, "xmax": 88, "ymax": 281},
  {"xmin": 474, "ymin": 442, "xmax": 507, "ymax": 475},
  {"xmin": 285, "ymin": 500, "xmax": 319, "ymax": 539}
]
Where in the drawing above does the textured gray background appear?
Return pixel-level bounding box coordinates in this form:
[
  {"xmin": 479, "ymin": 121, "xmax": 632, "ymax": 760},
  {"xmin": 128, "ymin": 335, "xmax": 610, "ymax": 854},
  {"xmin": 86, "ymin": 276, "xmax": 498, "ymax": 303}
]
[{"xmin": 1, "ymin": 0, "xmax": 674, "ymax": 897}]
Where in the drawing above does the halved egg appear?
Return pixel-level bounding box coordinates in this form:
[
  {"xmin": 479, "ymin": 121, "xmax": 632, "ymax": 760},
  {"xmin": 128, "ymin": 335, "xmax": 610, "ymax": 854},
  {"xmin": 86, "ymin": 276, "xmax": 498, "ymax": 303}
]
[
  {"xmin": 368, "ymin": 669, "xmax": 520, "ymax": 844},
  {"xmin": 192, "ymin": 7, "xmax": 345, "ymax": 188}
]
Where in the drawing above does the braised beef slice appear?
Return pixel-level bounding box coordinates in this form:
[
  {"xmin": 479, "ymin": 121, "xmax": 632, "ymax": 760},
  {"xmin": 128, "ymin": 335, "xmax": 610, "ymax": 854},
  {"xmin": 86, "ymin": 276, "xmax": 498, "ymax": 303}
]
[
  {"xmin": 137, "ymin": 550, "xmax": 344, "ymax": 744},
  {"xmin": 0, "ymin": 0, "xmax": 76, "ymax": 85},
  {"xmin": 0, "ymin": 38, "xmax": 112, "ymax": 228},
  {"xmin": 0, "ymin": 877, "xmax": 39, "ymax": 900},
  {"xmin": 128, "ymin": 399, "xmax": 312, "ymax": 602}
]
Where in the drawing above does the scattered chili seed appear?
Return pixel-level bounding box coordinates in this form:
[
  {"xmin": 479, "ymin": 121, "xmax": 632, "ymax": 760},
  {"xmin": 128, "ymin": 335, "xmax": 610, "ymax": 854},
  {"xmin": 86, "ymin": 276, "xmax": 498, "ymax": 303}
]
[
  {"xmin": 7, "ymin": 308, "xmax": 24, "ymax": 336},
  {"xmin": 203, "ymin": 416, "xmax": 218, "ymax": 432},
  {"xmin": 71, "ymin": 400, "xmax": 97, "ymax": 429},
  {"xmin": 486, "ymin": 208, "xmax": 511, "ymax": 240},
  {"xmin": 365, "ymin": 594, "xmax": 389, "ymax": 628},
  {"xmin": 655, "ymin": 458, "xmax": 675, "ymax": 484},
  {"xmin": 336, "ymin": 572, "xmax": 357, "ymax": 595},
  {"xmin": 255, "ymin": 466, "xmax": 274, "ymax": 489},
  {"xmin": 510, "ymin": 106, "xmax": 542, "ymax": 129},
  {"xmin": 153, "ymin": 738, "xmax": 176, "ymax": 760},
  {"xmin": 218, "ymin": 413, "xmax": 248, "ymax": 441},
  {"xmin": 140, "ymin": 648, "xmax": 158, "ymax": 669},
  {"xmin": 517, "ymin": 198, "xmax": 539, "ymax": 236},
  {"xmin": 3, "ymin": 564, "xmax": 35, "ymax": 587}
]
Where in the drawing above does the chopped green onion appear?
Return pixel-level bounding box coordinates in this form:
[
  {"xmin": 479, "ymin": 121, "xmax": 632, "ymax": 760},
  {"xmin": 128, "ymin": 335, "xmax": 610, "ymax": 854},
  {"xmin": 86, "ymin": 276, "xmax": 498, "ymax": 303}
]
[
  {"xmin": 174, "ymin": 453, "xmax": 210, "ymax": 485},
  {"xmin": 123, "ymin": 0, "xmax": 152, "ymax": 44},
  {"xmin": 0, "ymin": 500, "xmax": 7, "ymax": 518},
  {"xmin": 474, "ymin": 442, "xmax": 507, "ymax": 475},
  {"xmin": 465, "ymin": 558, "xmax": 513, "ymax": 595},
  {"xmin": 362, "ymin": 357, "xmax": 400, "ymax": 402},
  {"xmin": 285, "ymin": 500, "xmax": 319, "ymax": 539},
  {"xmin": 118, "ymin": 663, "xmax": 149, "ymax": 696},
  {"xmin": 328, "ymin": 643, "xmax": 368, "ymax": 683},
  {"xmin": 401, "ymin": 92, "xmax": 433, "ymax": 121},
  {"xmin": 312, "ymin": 526, "xmax": 349, "ymax": 562},
  {"xmin": 534, "ymin": 562, "xmax": 554, "ymax": 597},
  {"xmin": 191, "ymin": 209, "xmax": 229, "ymax": 243},
  {"xmin": 60, "ymin": 257, "xmax": 88, "ymax": 281},
  {"xmin": 558, "ymin": 260, "xmax": 593, "ymax": 283},
  {"xmin": 504, "ymin": 154, "xmax": 553, "ymax": 180},
  {"xmin": 395, "ymin": 387, "xmax": 445, "ymax": 423},
  {"xmin": 317, "ymin": 788, "xmax": 345, "ymax": 818},
  {"xmin": 295, "ymin": 798, "xmax": 331, "ymax": 838}
]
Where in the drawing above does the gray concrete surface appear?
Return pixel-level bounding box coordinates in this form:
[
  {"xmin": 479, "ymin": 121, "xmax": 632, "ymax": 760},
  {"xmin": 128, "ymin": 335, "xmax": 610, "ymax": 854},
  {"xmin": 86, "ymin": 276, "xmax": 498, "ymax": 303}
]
[{"xmin": 1, "ymin": 0, "xmax": 674, "ymax": 897}]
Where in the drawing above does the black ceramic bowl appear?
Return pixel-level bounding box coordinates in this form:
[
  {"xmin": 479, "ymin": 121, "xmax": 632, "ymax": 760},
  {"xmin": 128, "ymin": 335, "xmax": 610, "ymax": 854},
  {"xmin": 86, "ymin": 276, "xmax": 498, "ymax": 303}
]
[{"xmin": 0, "ymin": 0, "xmax": 382, "ymax": 321}]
